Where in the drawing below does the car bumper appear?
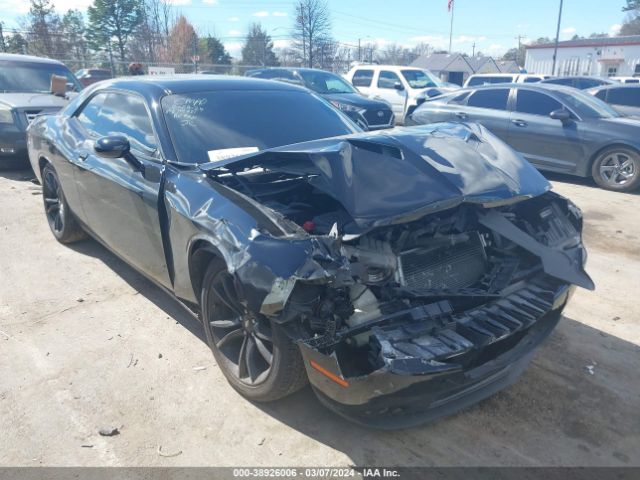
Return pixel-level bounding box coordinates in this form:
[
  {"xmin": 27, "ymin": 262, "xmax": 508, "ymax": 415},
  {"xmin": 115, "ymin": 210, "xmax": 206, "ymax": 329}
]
[
  {"xmin": 0, "ymin": 126, "xmax": 29, "ymax": 167},
  {"xmin": 298, "ymin": 279, "xmax": 573, "ymax": 429}
]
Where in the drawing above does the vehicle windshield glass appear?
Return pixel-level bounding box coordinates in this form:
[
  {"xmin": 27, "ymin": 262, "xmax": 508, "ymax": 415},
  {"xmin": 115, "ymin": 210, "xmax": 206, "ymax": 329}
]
[
  {"xmin": 297, "ymin": 70, "xmax": 357, "ymax": 94},
  {"xmin": 0, "ymin": 61, "xmax": 82, "ymax": 93},
  {"xmin": 401, "ymin": 69, "xmax": 440, "ymax": 88},
  {"xmin": 558, "ymin": 89, "xmax": 620, "ymax": 119},
  {"xmin": 161, "ymin": 90, "xmax": 360, "ymax": 164}
]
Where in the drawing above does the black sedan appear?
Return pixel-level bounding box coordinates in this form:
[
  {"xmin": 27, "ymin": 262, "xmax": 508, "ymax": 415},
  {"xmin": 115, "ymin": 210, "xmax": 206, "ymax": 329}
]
[
  {"xmin": 27, "ymin": 76, "xmax": 592, "ymax": 428},
  {"xmin": 587, "ymin": 84, "xmax": 640, "ymax": 118},
  {"xmin": 408, "ymin": 83, "xmax": 640, "ymax": 192},
  {"xmin": 246, "ymin": 67, "xmax": 394, "ymax": 130}
]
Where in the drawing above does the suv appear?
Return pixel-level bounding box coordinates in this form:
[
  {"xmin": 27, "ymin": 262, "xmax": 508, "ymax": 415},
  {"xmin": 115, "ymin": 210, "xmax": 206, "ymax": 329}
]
[
  {"xmin": 1, "ymin": 53, "xmax": 81, "ymax": 169},
  {"xmin": 246, "ymin": 67, "xmax": 394, "ymax": 130},
  {"xmin": 344, "ymin": 65, "xmax": 455, "ymax": 123},
  {"xmin": 464, "ymin": 73, "xmax": 550, "ymax": 87}
]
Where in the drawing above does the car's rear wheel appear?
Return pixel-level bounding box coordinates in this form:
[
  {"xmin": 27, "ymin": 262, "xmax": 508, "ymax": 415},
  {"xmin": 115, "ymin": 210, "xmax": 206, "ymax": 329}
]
[
  {"xmin": 41, "ymin": 163, "xmax": 86, "ymax": 243},
  {"xmin": 200, "ymin": 260, "xmax": 307, "ymax": 402},
  {"xmin": 592, "ymin": 147, "xmax": 640, "ymax": 192}
]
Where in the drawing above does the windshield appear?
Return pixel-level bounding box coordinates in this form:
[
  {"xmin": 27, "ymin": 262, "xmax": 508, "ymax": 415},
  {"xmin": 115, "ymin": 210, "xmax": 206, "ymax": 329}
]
[
  {"xmin": 0, "ymin": 61, "xmax": 82, "ymax": 93},
  {"xmin": 297, "ymin": 70, "xmax": 357, "ymax": 94},
  {"xmin": 401, "ymin": 69, "xmax": 441, "ymax": 89},
  {"xmin": 558, "ymin": 89, "xmax": 620, "ymax": 119},
  {"xmin": 162, "ymin": 90, "xmax": 360, "ymax": 164}
]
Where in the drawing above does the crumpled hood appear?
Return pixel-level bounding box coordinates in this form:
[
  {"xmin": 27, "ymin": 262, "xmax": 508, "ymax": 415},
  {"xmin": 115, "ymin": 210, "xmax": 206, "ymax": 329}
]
[
  {"xmin": 0, "ymin": 93, "xmax": 69, "ymax": 109},
  {"xmin": 201, "ymin": 122, "xmax": 551, "ymax": 230}
]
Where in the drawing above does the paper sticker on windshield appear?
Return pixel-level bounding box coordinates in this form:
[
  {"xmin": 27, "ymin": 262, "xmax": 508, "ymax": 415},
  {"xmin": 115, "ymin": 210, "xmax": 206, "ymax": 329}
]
[{"xmin": 207, "ymin": 147, "xmax": 259, "ymax": 164}]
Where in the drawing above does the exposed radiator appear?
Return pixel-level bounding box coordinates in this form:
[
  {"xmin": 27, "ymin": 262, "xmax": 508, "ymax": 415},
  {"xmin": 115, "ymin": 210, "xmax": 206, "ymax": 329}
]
[{"xmin": 397, "ymin": 233, "xmax": 486, "ymax": 291}]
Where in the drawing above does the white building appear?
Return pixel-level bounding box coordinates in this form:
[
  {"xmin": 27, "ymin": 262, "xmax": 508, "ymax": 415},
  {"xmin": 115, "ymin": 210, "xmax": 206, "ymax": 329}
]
[{"xmin": 525, "ymin": 35, "xmax": 640, "ymax": 77}]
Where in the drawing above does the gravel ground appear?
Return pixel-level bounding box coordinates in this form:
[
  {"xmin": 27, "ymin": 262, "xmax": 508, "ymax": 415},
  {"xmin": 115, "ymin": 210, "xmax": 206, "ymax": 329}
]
[{"xmin": 0, "ymin": 168, "xmax": 638, "ymax": 467}]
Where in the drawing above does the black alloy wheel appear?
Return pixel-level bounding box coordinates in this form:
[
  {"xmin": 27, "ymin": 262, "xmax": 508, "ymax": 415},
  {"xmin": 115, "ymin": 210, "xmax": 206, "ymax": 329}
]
[{"xmin": 41, "ymin": 163, "xmax": 86, "ymax": 243}]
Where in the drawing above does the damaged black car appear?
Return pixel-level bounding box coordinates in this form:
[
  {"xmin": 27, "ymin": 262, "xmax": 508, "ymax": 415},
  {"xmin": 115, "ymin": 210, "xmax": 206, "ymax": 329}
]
[{"xmin": 27, "ymin": 76, "xmax": 593, "ymax": 428}]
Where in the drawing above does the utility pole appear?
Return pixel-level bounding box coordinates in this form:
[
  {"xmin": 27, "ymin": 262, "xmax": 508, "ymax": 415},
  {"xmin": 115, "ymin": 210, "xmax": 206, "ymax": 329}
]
[
  {"xmin": 472, "ymin": 42, "xmax": 476, "ymax": 57},
  {"xmin": 192, "ymin": 33, "xmax": 198, "ymax": 73},
  {"xmin": 551, "ymin": 0, "xmax": 564, "ymax": 76},
  {"xmin": 358, "ymin": 38, "xmax": 361, "ymax": 62},
  {"xmin": 107, "ymin": 39, "xmax": 115, "ymax": 77},
  {"xmin": 448, "ymin": 0, "xmax": 455, "ymax": 54}
]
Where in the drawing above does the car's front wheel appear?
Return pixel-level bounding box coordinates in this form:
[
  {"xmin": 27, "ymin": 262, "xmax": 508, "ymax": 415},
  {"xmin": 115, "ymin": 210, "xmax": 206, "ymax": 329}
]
[
  {"xmin": 41, "ymin": 163, "xmax": 87, "ymax": 243},
  {"xmin": 592, "ymin": 147, "xmax": 640, "ymax": 192},
  {"xmin": 200, "ymin": 260, "xmax": 307, "ymax": 402}
]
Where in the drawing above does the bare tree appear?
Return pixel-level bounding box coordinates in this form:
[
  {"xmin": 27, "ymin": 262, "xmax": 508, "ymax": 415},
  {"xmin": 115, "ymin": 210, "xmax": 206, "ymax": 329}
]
[{"xmin": 292, "ymin": 0, "xmax": 332, "ymax": 68}]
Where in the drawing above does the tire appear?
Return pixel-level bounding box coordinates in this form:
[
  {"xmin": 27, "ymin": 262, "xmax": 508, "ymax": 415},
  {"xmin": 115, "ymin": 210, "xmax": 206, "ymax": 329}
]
[
  {"xmin": 591, "ymin": 147, "xmax": 640, "ymax": 192},
  {"xmin": 200, "ymin": 259, "xmax": 308, "ymax": 402},
  {"xmin": 41, "ymin": 163, "xmax": 87, "ymax": 244}
]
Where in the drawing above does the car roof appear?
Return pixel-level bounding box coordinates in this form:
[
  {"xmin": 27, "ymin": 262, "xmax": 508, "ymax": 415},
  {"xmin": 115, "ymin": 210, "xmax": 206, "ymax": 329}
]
[
  {"xmin": 445, "ymin": 82, "xmax": 580, "ymax": 95},
  {"xmin": 92, "ymin": 74, "xmax": 309, "ymax": 96},
  {"xmin": 543, "ymin": 75, "xmax": 614, "ymax": 81},
  {"xmin": 0, "ymin": 53, "xmax": 66, "ymax": 66},
  {"xmin": 468, "ymin": 73, "xmax": 520, "ymax": 77},
  {"xmin": 350, "ymin": 64, "xmax": 422, "ymax": 71},
  {"xmin": 589, "ymin": 83, "xmax": 640, "ymax": 90}
]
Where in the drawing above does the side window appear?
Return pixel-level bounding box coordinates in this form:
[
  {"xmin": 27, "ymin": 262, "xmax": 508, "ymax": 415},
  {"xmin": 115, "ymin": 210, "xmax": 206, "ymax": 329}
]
[
  {"xmin": 515, "ymin": 90, "xmax": 563, "ymax": 116},
  {"xmin": 578, "ymin": 78, "xmax": 601, "ymax": 89},
  {"xmin": 352, "ymin": 69, "xmax": 374, "ymax": 87},
  {"xmin": 608, "ymin": 88, "xmax": 640, "ymax": 107},
  {"xmin": 466, "ymin": 89, "xmax": 510, "ymax": 110},
  {"xmin": 377, "ymin": 70, "xmax": 401, "ymax": 89},
  {"xmin": 594, "ymin": 90, "xmax": 608, "ymax": 101},
  {"xmin": 523, "ymin": 77, "xmax": 541, "ymax": 83},
  {"xmin": 448, "ymin": 91, "xmax": 471, "ymax": 105},
  {"xmin": 76, "ymin": 93, "xmax": 108, "ymax": 133},
  {"xmin": 99, "ymin": 93, "xmax": 156, "ymax": 151}
]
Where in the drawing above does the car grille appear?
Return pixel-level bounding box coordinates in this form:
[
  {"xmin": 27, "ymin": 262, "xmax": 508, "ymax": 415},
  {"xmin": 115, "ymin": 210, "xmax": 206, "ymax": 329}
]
[
  {"xmin": 398, "ymin": 233, "xmax": 487, "ymax": 291},
  {"xmin": 364, "ymin": 108, "xmax": 393, "ymax": 127}
]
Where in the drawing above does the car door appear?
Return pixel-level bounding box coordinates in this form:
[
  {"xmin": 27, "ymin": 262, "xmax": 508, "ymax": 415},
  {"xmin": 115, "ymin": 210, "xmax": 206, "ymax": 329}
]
[
  {"xmin": 350, "ymin": 68, "xmax": 375, "ymax": 95},
  {"xmin": 375, "ymin": 70, "xmax": 408, "ymax": 118},
  {"xmin": 71, "ymin": 90, "xmax": 171, "ymax": 287},
  {"xmin": 456, "ymin": 87, "xmax": 512, "ymax": 141},
  {"xmin": 507, "ymin": 88, "xmax": 585, "ymax": 173}
]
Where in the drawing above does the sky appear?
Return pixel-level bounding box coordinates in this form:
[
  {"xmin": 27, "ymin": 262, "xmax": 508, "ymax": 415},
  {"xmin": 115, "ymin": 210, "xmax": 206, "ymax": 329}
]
[{"xmin": 0, "ymin": 0, "xmax": 631, "ymax": 58}]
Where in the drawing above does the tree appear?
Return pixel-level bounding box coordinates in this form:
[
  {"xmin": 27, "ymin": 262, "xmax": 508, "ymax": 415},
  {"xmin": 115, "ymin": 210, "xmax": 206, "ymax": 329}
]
[
  {"xmin": 5, "ymin": 33, "xmax": 27, "ymax": 54},
  {"xmin": 377, "ymin": 43, "xmax": 419, "ymax": 65},
  {"xmin": 163, "ymin": 15, "xmax": 197, "ymax": 65},
  {"xmin": 62, "ymin": 10, "xmax": 89, "ymax": 68},
  {"xmin": 292, "ymin": 0, "xmax": 332, "ymax": 68},
  {"xmin": 25, "ymin": 0, "xmax": 59, "ymax": 57},
  {"xmin": 88, "ymin": 0, "xmax": 143, "ymax": 62},
  {"xmin": 241, "ymin": 23, "xmax": 278, "ymax": 66},
  {"xmin": 502, "ymin": 46, "xmax": 525, "ymax": 66},
  {"xmin": 201, "ymin": 35, "xmax": 231, "ymax": 65}
]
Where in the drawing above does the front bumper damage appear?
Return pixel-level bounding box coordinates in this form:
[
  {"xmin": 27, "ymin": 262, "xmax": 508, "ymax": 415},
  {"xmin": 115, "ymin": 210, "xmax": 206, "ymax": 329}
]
[{"xmin": 299, "ymin": 277, "xmax": 573, "ymax": 429}]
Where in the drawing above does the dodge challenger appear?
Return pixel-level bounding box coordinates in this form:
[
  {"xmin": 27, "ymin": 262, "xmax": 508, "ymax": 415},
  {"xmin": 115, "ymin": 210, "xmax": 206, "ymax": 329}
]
[{"xmin": 27, "ymin": 76, "xmax": 593, "ymax": 428}]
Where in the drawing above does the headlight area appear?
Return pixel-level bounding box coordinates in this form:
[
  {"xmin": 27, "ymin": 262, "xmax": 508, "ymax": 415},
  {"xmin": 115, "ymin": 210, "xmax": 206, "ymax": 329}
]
[
  {"xmin": 329, "ymin": 100, "xmax": 366, "ymax": 114},
  {"xmin": 0, "ymin": 107, "xmax": 23, "ymax": 157},
  {"xmin": 267, "ymin": 193, "xmax": 591, "ymax": 427},
  {"xmin": 0, "ymin": 106, "xmax": 15, "ymax": 125}
]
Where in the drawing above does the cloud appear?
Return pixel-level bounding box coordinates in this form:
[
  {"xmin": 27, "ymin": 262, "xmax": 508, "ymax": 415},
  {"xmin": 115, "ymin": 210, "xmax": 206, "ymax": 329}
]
[
  {"xmin": 272, "ymin": 11, "xmax": 287, "ymax": 17},
  {"xmin": 224, "ymin": 41, "xmax": 243, "ymax": 55},
  {"xmin": 609, "ymin": 23, "xmax": 622, "ymax": 36},
  {"xmin": 166, "ymin": 0, "xmax": 191, "ymax": 5},
  {"xmin": 253, "ymin": 11, "xmax": 269, "ymax": 17},
  {"xmin": 560, "ymin": 26, "xmax": 577, "ymax": 40},
  {"xmin": 228, "ymin": 16, "xmax": 240, "ymax": 22},
  {"xmin": 228, "ymin": 29, "xmax": 241, "ymax": 35},
  {"xmin": 561, "ymin": 27, "xmax": 577, "ymax": 34},
  {"xmin": 201, "ymin": 0, "xmax": 217, "ymax": 4},
  {"xmin": 273, "ymin": 39, "xmax": 292, "ymax": 49}
]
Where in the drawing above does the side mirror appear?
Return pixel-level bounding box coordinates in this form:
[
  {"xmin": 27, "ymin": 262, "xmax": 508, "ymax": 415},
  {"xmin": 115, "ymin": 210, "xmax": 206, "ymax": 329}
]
[
  {"xmin": 393, "ymin": 81, "xmax": 405, "ymax": 91},
  {"xmin": 94, "ymin": 135, "xmax": 130, "ymax": 158},
  {"xmin": 550, "ymin": 108, "xmax": 571, "ymax": 122}
]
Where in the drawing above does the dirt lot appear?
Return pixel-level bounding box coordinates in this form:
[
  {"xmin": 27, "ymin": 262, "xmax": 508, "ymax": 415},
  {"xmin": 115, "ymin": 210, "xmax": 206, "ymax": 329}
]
[{"xmin": 0, "ymin": 168, "xmax": 639, "ymax": 467}]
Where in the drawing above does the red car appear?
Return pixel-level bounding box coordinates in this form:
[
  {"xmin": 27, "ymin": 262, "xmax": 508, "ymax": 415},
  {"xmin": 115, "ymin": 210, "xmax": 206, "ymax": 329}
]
[{"xmin": 75, "ymin": 68, "xmax": 112, "ymax": 87}]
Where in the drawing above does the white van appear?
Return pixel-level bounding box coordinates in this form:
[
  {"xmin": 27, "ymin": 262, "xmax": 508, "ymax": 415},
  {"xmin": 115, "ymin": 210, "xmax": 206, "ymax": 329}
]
[
  {"xmin": 463, "ymin": 73, "xmax": 550, "ymax": 87},
  {"xmin": 344, "ymin": 65, "xmax": 457, "ymax": 123}
]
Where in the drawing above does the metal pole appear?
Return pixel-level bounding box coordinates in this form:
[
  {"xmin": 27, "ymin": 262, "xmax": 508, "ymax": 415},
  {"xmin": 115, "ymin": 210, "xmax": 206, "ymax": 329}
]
[
  {"xmin": 551, "ymin": 0, "xmax": 564, "ymax": 76},
  {"xmin": 0, "ymin": 23, "xmax": 5, "ymax": 52},
  {"xmin": 448, "ymin": 1, "xmax": 455, "ymax": 54},
  {"xmin": 358, "ymin": 38, "xmax": 361, "ymax": 62}
]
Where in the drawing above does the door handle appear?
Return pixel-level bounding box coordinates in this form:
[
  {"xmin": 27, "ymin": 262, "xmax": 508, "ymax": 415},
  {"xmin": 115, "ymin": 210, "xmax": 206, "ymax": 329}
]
[
  {"xmin": 455, "ymin": 112, "xmax": 468, "ymax": 119},
  {"xmin": 78, "ymin": 152, "xmax": 89, "ymax": 161},
  {"xmin": 511, "ymin": 119, "xmax": 528, "ymax": 127}
]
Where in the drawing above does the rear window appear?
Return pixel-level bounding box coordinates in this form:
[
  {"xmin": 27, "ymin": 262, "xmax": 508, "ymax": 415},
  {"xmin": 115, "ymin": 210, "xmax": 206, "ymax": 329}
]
[
  {"xmin": 467, "ymin": 89, "xmax": 510, "ymax": 110},
  {"xmin": 352, "ymin": 69, "xmax": 374, "ymax": 87},
  {"xmin": 467, "ymin": 76, "xmax": 514, "ymax": 86},
  {"xmin": 161, "ymin": 90, "xmax": 359, "ymax": 164}
]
